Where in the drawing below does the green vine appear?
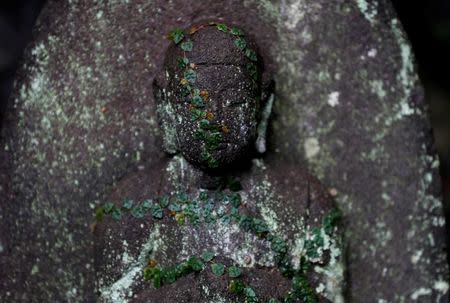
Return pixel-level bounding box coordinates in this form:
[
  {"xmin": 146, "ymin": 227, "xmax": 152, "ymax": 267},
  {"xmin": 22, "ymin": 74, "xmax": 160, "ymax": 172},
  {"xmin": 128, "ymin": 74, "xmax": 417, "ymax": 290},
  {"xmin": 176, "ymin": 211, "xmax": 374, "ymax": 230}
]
[
  {"xmin": 167, "ymin": 23, "xmax": 259, "ymax": 168},
  {"xmin": 95, "ymin": 178, "xmax": 341, "ymax": 302}
]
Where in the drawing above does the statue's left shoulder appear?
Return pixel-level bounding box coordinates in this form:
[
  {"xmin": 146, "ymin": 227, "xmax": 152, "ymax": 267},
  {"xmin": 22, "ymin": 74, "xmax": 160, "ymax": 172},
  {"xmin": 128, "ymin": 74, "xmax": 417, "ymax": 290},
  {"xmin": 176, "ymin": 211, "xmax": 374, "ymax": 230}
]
[{"xmin": 243, "ymin": 159, "xmax": 337, "ymax": 229}]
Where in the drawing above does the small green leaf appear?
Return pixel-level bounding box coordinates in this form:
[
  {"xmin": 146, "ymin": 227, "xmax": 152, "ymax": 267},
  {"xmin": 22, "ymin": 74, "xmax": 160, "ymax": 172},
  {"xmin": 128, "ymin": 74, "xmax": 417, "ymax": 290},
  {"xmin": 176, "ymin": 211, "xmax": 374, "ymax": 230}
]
[
  {"xmin": 176, "ymin": 192, "xmax": 189, "ymax": 203},
  {"xmin": 180, "ymin": 40, "xmax": 193, "ymax": 52},
  {"xmin": 153, "ymin": 272, "xmax": 162, "ymax": 288},
  {"xmin": 131, "ymin": 205, "xmax": 145, "ymax": 218},
  {"xmin": 244, "ymin": 287, "xmax": 256, "ymax": 298},
  {"xmin": 103, "ymin": 202, "xmax": 114, "ymax": 213},
  {"xmin": 187, "ymin": 256, "xmax": 204, "ymax": 271},
  {"xmin": 111, "ymin": 207, "xmax": 122, "ymax": 220},
  {"xmin": 230, "ymin": 193, "xmax": 242, "ymax": 208},
  {"xmin": 142, "ymin": 199, "xmax": 153, "ymax": 210},
  {"xmin": 221, "ymin": 214, "xmax": 231, "ymax": 224},
  {"xmin": 180, "ymin": 85, "xmax": 191, "ymax": 96},
  {"xmin": 168, "ymin": 28, "xmax": 184, "ymax": 44},
  {"xmin": 205, "ymin": 132, "xmax": 222, "ymax": 147},
  {"xmin": 234, "ymin": 37, "xmax": 247, "ymax": 50},
  {"xmin": 122, "ymin": 199, "xmax": 134, "ymax": 210},
  {"xmin": 151, "ymin": 204, "xmax": 163, "ymax": 219},
  {"xmin": 168, "ymin": 203, "xmax": 181, "ymax": 212},
  {"xmin": 198, "ymin": 191, "xmax": 209, "ymax": 201},
  {"xmin": 231, "ymin": 27, "xmax": 244, "ymax": 36},
  {"xmin": 143, "ymin": 267, "xmax": 160, "ymax": 281},
  {"xmin": 228, "ymin": 266, "xmax": 242, "ymax": 278},
  {"xmin": 253, "ymin": 218, "xmax": 269, "ymax": 234},
  {"xmin": 159, "ymin": 196, "xmax": 170, "ymax": 208},
  {"xmin": 192, "ymin": 96, "xmax": 204, "ymax": 108},
  {"xmin": 245, "ymin": 48, "xmax": 257, "ymax": 62},
  {"xmin": 228, "ymin": 279, "xmax": 245, "ymax": 294},
  {"xmin": 230, "ymin": 207, "xmax": 239, "ymax": 217},
  {"xmin": 199, "ymin": 119, "xmax": 210, "ymax": 129},
  {"xmin": 216, "ymin": 23, "xmax": 228, "ymax": 32},
  {"xmin": 216, "ymin": 206, "xmax": 226, "ymax": 218},
  {"xmin": 191, "ymin": 109, "xmax": 206, "ymax": 121},
  {"xmin": 211, "ymin": 263, "xmax": 225, "ymax": 276},
  {"xmin": 163, "ymin": 268, "xmax": 178, "ymax": 283},
  {"xmin": 177, "ymin": 57, "xmax": 189, "ymax": 68},
  {"xmin": 195, "ymin": 129, "xmax": 206, "ymax": 140},
  {"xmin": 201, "ymin": 251, "xmax": 215, "ymax": 262},
  {"xmin": 184, "ymin": 69, "xmax": 197, "ymax": 84},
  {"xmin": 207, "ymin": 158, "xmax": 219, "ymax": 169},
  {"xmin": 239, "ymin": 215, "xmax": 254, "ymax": 232}
]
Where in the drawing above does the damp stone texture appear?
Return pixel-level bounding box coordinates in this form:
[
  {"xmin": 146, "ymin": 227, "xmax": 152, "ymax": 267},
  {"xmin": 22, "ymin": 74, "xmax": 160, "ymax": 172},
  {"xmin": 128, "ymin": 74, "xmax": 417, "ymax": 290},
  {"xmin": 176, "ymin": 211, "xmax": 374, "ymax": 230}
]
[{"xmin": 0, "ymin": 0, "xmax": 448, "ymax": 302}]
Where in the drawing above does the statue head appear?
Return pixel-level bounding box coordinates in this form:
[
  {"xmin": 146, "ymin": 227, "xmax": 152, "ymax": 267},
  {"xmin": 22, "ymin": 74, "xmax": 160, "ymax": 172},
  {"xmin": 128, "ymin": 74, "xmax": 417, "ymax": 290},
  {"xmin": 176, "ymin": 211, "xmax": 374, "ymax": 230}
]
[{"xmin": 154, "ymin": 22, "xmax": 272, "ymax": 170}]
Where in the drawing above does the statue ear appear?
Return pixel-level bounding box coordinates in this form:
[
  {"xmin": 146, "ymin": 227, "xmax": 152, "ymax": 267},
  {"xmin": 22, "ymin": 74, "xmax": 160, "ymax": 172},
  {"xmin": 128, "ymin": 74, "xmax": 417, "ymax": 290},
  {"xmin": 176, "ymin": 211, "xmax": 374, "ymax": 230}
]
[
  {"xmin": 153, "ymin": 78, "xmax": 178, "ymax": 155},
  {"xmin": 255, "ymin": 92, "xmax": 274, "ymax": 154}
]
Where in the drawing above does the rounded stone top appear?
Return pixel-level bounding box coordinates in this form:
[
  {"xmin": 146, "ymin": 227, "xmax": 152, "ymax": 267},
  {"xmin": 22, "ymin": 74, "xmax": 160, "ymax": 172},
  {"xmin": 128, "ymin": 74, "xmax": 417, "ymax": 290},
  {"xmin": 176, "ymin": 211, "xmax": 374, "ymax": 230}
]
[{"xmin": 154, "ymin": 22, "xmax": 266, "ymax": 171}]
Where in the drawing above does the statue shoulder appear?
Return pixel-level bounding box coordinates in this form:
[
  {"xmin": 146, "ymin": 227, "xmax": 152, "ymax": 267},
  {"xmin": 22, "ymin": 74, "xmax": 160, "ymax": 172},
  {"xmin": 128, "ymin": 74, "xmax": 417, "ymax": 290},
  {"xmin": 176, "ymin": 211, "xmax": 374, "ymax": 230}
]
[{"xmin": 244, "ymin": 159, "xmax": 336, "ymax": 228}]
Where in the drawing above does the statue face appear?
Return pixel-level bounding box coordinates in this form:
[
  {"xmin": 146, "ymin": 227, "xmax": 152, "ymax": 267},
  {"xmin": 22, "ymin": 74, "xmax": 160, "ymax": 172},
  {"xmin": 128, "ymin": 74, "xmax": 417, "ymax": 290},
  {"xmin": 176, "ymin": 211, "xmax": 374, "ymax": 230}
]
[{"xmin": 157, "ymin": 23, "xmax": 263, "ymax": 170}]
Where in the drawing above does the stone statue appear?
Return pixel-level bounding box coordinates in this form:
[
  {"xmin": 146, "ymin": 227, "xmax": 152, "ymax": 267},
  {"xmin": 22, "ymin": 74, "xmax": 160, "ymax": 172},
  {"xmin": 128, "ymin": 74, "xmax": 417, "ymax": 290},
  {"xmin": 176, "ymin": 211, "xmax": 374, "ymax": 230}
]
[{"xmin": 94, "ymin": 22, "xmax": 344, "ymax": 303}]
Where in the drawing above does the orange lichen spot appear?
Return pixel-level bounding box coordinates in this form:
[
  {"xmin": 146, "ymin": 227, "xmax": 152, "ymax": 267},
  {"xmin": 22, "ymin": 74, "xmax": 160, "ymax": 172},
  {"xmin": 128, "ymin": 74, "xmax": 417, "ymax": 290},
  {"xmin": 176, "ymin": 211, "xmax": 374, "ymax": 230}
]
[
  {"xmin": 169, "ymin": 210, "xmax": 177, "ymax": 217},
  {"xmin": 200, "ymin": 90, "xmax": 209, "ymax": 100},
  {"xmin": 221, "ymin": 125, "xmax": 230, "ymax": 133},
  {"xmin": 206, "ymin": 112, "xmax": 214, "ymax": 121},
  {"xmin": 148, "ymin": 259, "xmax": 158, "ymax": 268},
  {"xmin": 190, "ymin": 24, "xmax": 206, "ymax": 34},
  {"xmin": 101, "ymin": 106, "xmax": 108, "ymax": 113},
  {"xmin": 180, "ymin": 78, "xmax": 189, "ymax": 86}
]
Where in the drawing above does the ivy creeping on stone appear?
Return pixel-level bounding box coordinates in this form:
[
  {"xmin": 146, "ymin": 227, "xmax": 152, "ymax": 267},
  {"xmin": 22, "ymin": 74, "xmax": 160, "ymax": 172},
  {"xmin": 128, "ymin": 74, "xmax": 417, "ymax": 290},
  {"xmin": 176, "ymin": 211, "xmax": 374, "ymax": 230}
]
[
  {"xmin": 167, "ymin": 22, "xmax": 260, "ymax": 168},
  {"xmin": 95, "ymin": 179, "xmax": 341, "ymax": 302}
]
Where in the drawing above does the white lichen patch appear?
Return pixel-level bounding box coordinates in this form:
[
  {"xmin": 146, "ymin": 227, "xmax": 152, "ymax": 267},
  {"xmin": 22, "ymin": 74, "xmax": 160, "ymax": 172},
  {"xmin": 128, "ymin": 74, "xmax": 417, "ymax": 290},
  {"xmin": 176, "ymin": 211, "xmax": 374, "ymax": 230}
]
[
  {"xmin": 100, "ymin": 226, "xmax": 162, "ymax": 303},
  {"xmin": 282, "ymin": 0, "xmax": 306, "ymax": 30},
  {"xmin": 31, "ymin": 264, "xmax": 40, "ymax": 275},
  {"xmin": 304, "ymin": 137, "xmax": 320, "ymax": 159},
  {"xmin": 7, "ymin": 12, "xmax": 159, "ymax": 301},
  {"xmin": 368, "ymin": 48, "xmax": 377, "ymax": 58},
  {"xmin": 370, "ymin": 80, "xmax": 387, "ymax": 99},
  {"xmin": 434, "ymin": 280, "xmax": 449, "ymax": 294},
  {"xmin": 410, "ymin": 287, "xmax": 432, "ymax": 300},
  {"xmin": 313, "ymin": 232, "xmax": 345, "ymax": 303},
  {"xmin": 390, "ymin": 18, "xmax": 419, "ymax": 123},
  {"xmin": 355, "ymin": 0, "xmax": 378, "ymax": 24},
  {"xmin": 327, "ymin": 91, "xmax": 340, "ymax": 107},
  {"xmin": 410, "ymin": 250, "xmax": 423, "ymax": 264}
]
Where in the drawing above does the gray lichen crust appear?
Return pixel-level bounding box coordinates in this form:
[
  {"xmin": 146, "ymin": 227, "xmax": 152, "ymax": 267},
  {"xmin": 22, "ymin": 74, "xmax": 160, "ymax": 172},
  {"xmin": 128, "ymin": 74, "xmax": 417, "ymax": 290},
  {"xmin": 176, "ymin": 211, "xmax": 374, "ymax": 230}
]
[{"xmin": 0, "ymin": 0, "xmax": 448, "ymax": 302}]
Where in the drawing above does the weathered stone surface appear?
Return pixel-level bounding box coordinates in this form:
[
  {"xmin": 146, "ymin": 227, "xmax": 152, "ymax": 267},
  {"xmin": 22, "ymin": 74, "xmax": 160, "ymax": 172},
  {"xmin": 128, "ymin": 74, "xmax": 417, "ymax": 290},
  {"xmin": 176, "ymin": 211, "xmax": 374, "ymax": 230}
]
[
  {"xmin": 0, "ymin": 0, "xmax": 448, "ymax": 302},
  {"xmin": 155, "ymin": 24, "xmax": 266, "ymax": 170},
  {"xmin": 94, "ymin": 157, "xmax": 343, "ymax": 302}
]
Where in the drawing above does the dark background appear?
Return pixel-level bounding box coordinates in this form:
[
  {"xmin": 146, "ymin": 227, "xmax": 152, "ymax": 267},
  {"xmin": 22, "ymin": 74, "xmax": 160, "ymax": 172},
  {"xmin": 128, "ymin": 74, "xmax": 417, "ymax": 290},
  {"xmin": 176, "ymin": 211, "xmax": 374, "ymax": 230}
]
[{"xmin": 0, "ymin": 0, "xmax": 449, "ymax": 240}]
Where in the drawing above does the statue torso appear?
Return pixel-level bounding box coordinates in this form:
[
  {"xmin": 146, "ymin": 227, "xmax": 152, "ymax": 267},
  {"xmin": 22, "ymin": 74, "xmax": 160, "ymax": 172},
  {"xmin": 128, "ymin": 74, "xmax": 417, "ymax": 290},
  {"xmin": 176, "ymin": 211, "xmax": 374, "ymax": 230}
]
[{"xmin": 95, "ymin": 156, "xmax": 343, "ymax": 303}]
